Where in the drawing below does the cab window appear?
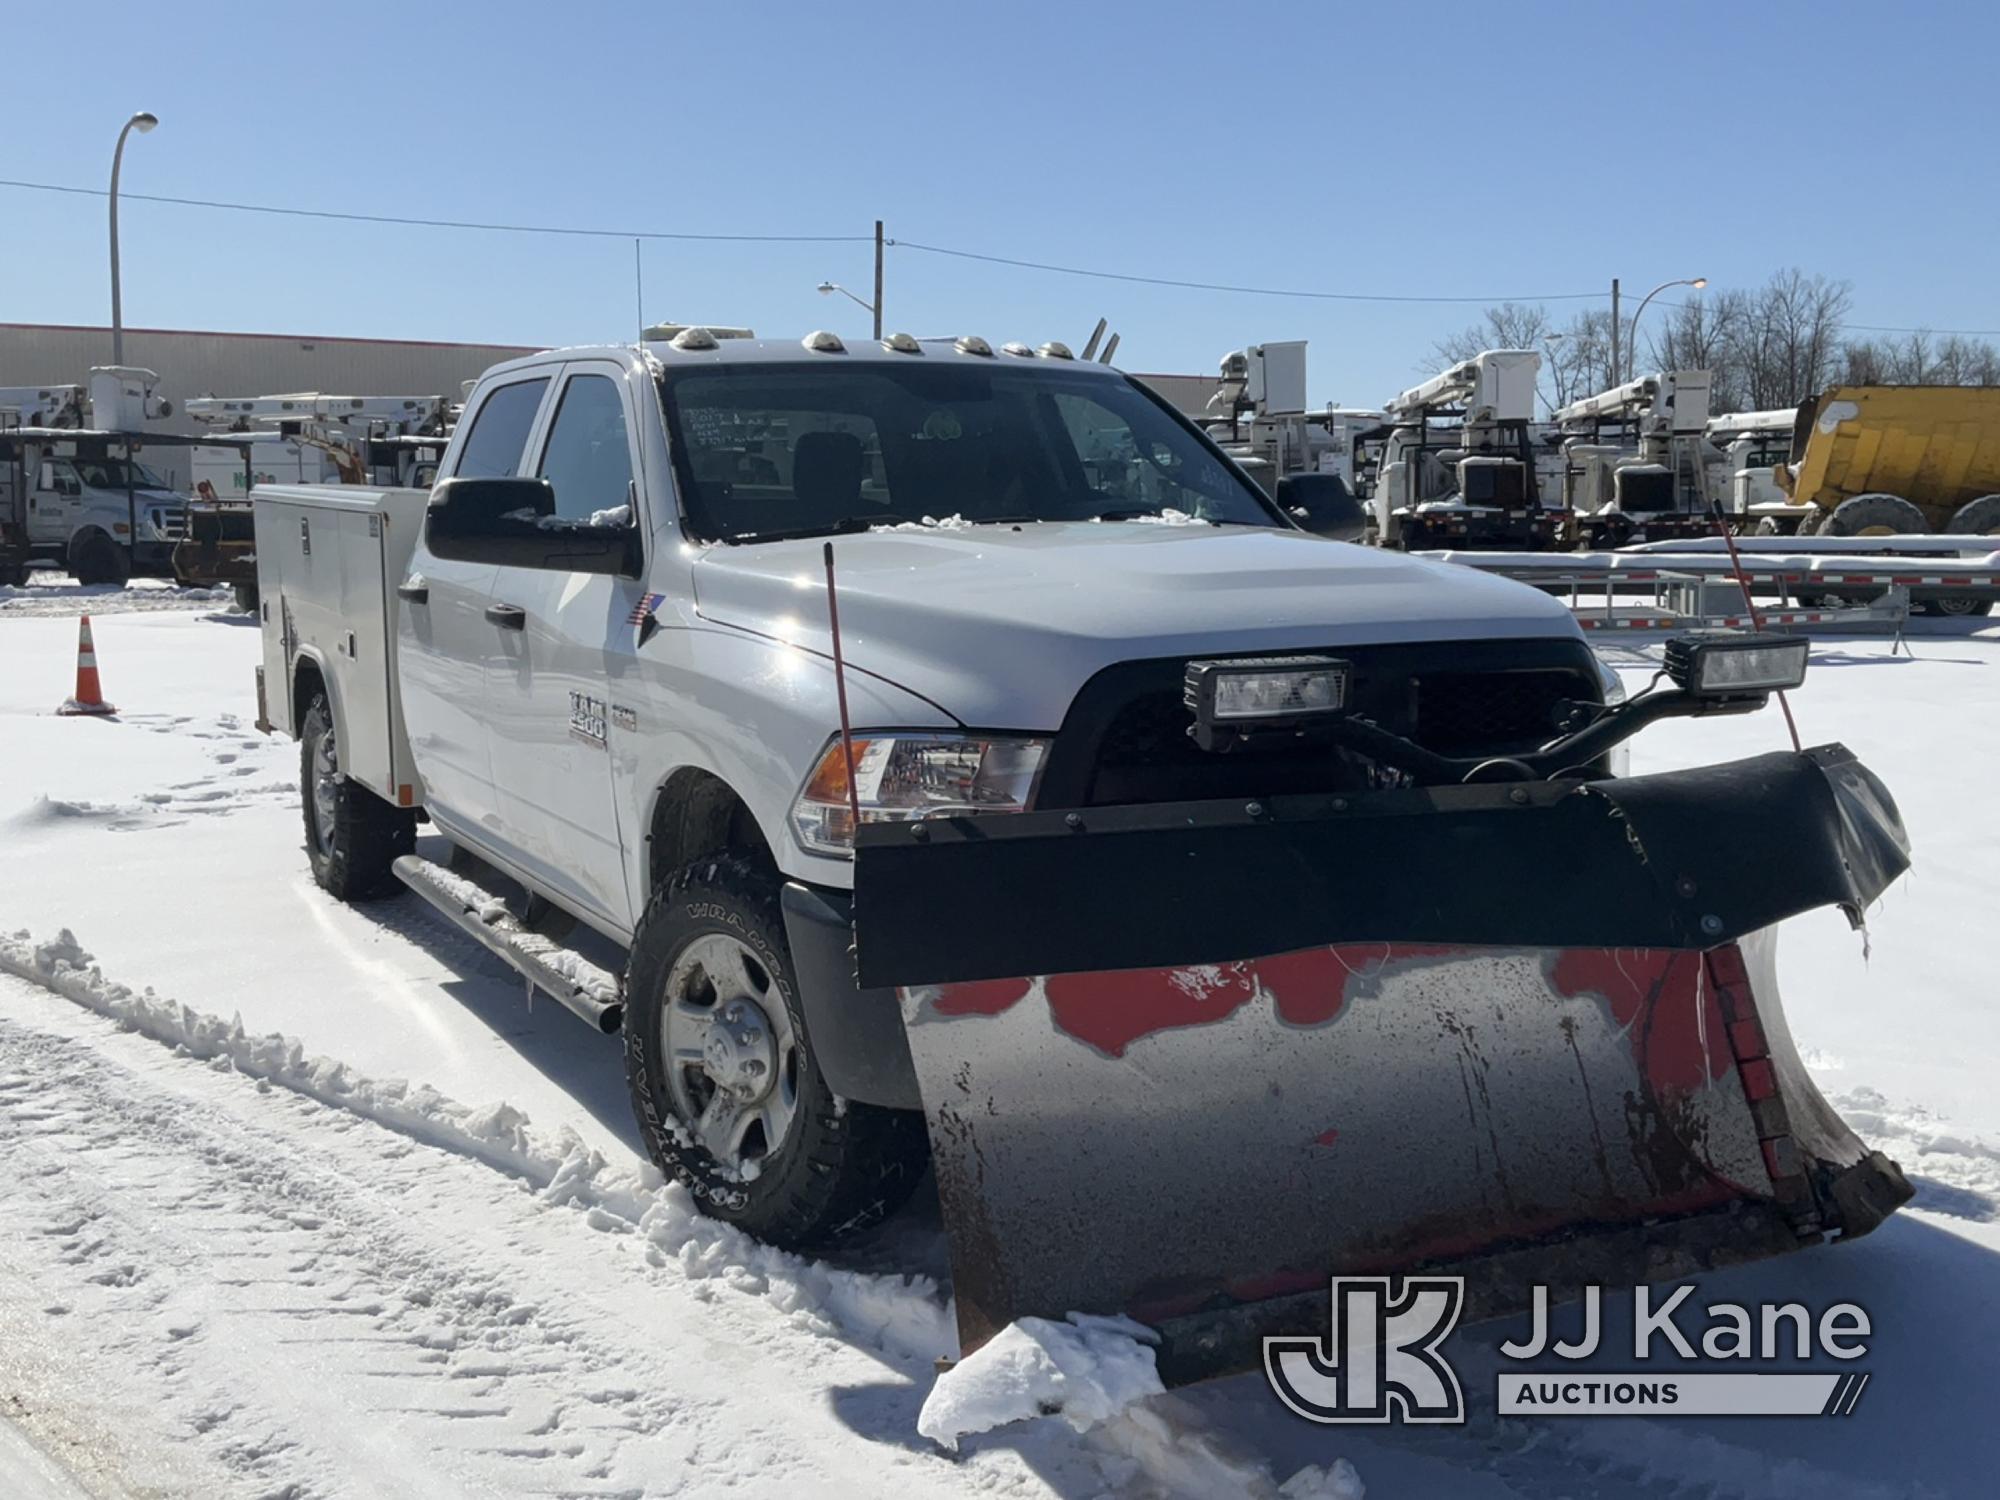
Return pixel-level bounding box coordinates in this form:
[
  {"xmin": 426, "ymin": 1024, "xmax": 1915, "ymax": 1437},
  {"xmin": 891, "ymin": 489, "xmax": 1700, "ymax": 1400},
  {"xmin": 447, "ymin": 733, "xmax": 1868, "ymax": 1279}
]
[
  {"xmin": 537, "ymin": 375, "xmax": 635, "ymax": 521},
  {"xmin": 454, "ymin": 377, "xmax": 549, "ymax": 479}
]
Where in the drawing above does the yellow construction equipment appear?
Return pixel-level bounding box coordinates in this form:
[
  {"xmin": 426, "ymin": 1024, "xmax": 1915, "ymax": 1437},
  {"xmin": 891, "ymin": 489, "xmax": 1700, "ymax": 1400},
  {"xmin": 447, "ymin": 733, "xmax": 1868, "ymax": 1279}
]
[{"xmin": 1778, "ymin": 385, "xmax": 2000, "ymax": 539}]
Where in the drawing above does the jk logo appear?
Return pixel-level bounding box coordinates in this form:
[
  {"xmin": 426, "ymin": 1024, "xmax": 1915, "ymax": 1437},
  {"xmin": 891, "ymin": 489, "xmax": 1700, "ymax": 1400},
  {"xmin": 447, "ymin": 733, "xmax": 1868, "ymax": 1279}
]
[{"xmin": 1264, "ymin": 1277, "xmax": 1466, "ymax": 1424}]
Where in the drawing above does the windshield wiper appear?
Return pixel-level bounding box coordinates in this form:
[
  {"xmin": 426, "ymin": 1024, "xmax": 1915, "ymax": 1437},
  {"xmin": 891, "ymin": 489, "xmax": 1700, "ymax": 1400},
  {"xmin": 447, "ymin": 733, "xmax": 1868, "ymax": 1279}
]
[{"xmin": 724, "ymin": 515, "xmax": 880, "ymax": 545}]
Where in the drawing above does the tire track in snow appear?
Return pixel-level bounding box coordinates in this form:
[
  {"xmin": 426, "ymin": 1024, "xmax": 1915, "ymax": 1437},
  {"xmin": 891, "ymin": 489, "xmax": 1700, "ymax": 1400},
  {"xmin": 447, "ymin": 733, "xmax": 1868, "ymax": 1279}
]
[
  {"xmin": 0, "ymin": 927, "xmax": 1370, "ymax": 1500},
  {"xmin": 0, "ymin": 973, "xmax": 1032, "ymax": 1498}
]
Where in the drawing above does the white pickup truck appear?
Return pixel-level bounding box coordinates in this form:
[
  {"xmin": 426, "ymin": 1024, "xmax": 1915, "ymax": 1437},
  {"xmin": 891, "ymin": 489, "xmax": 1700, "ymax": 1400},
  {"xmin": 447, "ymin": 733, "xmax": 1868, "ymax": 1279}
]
[{"xmin": 254, "ymin": 327, "xmax": 1912, "ymax": 1377}]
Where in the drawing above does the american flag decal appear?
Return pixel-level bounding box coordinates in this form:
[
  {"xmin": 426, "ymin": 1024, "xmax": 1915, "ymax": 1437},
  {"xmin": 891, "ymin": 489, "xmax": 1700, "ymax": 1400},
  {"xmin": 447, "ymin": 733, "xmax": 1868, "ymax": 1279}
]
[{"xmin": 627, "ymin": 592, "xmax": 666, "ymax": 627}]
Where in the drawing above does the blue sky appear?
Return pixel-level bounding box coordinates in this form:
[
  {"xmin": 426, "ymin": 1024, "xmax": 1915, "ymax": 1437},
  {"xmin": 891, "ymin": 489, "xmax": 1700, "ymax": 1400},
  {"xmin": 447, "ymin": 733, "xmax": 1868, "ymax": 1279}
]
[{"xmin": 4, "ymin": 0, "xmax": 1992, "ymax": 403}]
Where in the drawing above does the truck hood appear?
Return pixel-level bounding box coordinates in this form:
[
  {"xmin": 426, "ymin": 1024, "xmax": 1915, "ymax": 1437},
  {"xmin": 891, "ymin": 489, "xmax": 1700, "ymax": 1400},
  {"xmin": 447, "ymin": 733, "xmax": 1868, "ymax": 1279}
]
[{"xmin": 689, "ymin": 522, "xmax": 1584, "ymax": 728}]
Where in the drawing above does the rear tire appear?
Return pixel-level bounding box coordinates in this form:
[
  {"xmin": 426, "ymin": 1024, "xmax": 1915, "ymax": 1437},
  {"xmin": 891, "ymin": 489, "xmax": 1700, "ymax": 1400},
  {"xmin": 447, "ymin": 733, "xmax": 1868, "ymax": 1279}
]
[
  {"xmin": 1821, "ymin": 492, "xmax": 1928, "ymax": 537},
  {"xmin": 1945, "ymin": 494, "xmax": 2000, "ymax": 537},
  {"xmin": 299, "ymin": 692, "xmax": 415, "ymax": 900},
  {"xmin": 624, "ymin": 854, "xmax": 927, "ymax": 1248},
  {"xmin": 232, "ymin": 582, "xmax": 259, "ymax": 613}
]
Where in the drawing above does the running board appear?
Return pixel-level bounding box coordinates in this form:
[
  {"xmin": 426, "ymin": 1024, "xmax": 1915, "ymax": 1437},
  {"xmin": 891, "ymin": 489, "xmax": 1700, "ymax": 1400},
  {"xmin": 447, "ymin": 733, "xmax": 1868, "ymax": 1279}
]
[{"xmin": 392, "ymin": 855, "xmax": 624, "ymax": 1035}]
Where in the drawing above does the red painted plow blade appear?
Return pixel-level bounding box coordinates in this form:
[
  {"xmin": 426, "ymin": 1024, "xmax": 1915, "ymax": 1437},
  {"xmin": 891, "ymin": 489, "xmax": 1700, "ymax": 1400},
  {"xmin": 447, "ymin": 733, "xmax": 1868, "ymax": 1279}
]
[{"xmin": 854, "ymin": 746, "xmax": 1914, "ymax": 1384}]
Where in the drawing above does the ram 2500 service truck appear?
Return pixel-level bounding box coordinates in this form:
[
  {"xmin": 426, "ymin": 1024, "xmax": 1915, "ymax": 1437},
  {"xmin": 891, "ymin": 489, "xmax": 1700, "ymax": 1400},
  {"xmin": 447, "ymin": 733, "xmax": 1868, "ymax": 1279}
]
[{"xmin": 253, "ymin": 327, "xmax": 1913, "ymax": 1382}]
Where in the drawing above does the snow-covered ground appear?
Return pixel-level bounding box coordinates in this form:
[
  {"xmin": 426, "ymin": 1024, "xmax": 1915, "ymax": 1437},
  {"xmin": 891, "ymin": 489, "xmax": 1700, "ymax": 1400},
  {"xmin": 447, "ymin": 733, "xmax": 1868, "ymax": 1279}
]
[{"xmin": 0, "ymin": 571, "xmax": 1996, "ymax": 1498}]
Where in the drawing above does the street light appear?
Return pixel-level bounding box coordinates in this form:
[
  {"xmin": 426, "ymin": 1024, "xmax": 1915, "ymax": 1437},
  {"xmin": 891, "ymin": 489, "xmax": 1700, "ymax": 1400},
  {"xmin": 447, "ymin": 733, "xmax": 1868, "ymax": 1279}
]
[
  {"xmin": 1627, "ymin": 276, "xmax": 1707, "ymax": 381},
  {"xmin": 109, "ymin": 110, "xmax": 159, "ymax": 365},
  {"xmin": 817, "ymin": 280, "xmax": 877, "ymax": 321}
]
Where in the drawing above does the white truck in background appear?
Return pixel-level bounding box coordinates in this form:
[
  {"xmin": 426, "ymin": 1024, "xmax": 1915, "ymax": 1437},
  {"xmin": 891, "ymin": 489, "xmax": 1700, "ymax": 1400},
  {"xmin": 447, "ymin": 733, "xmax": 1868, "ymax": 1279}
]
[
  {"xmin": 1705, "ymin": 406, "xmax": 1807, "ymax": 530},
  {"xmin": 0, "ymin": 367, "xmax": 187, "ymax": 583},
  {"xmin": 250, "ymin": 325, "xmax": 1912, "ymax": 1385},
  {"xmin": 1372, "ymin": 349, "xmax": 1560, "ymax": 549},
  {"xmin": 1199, "ymin": 341, "xmax": 1375, "ymax": 541},
  {"xmin": 180, "ymin": 393, "xmax": 454, "ymax": 607},
  {"xmin": 1553, "ymin": 369, "xmax": 1718, "ymax": 546}
]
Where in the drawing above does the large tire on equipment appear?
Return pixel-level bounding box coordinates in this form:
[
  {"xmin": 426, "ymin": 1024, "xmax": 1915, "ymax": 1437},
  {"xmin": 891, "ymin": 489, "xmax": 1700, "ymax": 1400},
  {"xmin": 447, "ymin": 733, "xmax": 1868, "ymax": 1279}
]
[
  {"xmin": 1820, "ymin": 492, "xmax": 1928, "ymax": 537},
  {"xmin": 299, "ymin": 692, "xmax": 415, "ymax": 900},
  {"xmin": 624, "ymin": 853, "xmax": 927, "ymax": 1248},
  {"xmin": 1921, "ymin": 494, "xmax": 2000, "ymax": 615},
  {"xmin": 232, "ymin": 581, "xmax": 259, "ymax": 613},
  {"xmin": 1945, "ymin": 494, "xmax": 2000, "ymax": 537}
]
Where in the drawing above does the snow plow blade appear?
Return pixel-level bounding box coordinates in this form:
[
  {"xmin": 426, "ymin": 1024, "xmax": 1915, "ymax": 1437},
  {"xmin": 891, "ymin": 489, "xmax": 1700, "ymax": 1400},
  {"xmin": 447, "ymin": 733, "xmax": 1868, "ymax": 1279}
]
[{"xmin": 852, "ymin": 744, "xmax": 1913, "ymax": 1385}]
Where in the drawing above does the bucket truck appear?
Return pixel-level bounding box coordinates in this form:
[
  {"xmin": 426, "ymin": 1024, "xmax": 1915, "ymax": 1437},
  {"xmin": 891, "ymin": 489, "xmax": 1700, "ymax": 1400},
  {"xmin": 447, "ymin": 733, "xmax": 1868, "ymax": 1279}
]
[
  {"xmin": 1200, "ymin": 342, "xmax": 1377, "ymax": 541},
  {"xmin": 0, "ymin": 368, "xmax": 197, "ymax": 585},
  {"xmin": 1372, "ymin": 349, "xmax": 1558, "ymax": 549},
  {"xmin": 1704, "ymin": 407, "xmax": 1805, "ymax": 531},
  {"xmin": 1554, "ymin": 370, "xmax": 1718, "ymax": 547},
  {"xmin": 178, "ymin": 393, "xmax": 455, "ymax": 607}
]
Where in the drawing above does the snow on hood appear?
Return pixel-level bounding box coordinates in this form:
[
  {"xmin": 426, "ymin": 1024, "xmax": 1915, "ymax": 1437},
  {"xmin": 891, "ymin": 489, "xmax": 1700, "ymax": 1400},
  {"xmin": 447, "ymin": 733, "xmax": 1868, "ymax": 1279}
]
[{"xmin": 690, "ymin": 522, "xmax": 1583, "ymax": 729}]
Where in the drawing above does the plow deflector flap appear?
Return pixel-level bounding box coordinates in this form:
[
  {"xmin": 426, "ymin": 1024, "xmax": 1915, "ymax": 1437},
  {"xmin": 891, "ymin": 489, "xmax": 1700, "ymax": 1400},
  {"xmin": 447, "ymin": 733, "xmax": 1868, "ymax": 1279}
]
[{"xmin": 852, "ymin": 746, "xmax": 1912, "ymax": 1383}]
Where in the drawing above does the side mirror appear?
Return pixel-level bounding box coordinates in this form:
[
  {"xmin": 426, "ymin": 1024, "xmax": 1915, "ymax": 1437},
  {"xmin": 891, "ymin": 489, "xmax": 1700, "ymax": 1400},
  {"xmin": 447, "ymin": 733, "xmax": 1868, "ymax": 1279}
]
[
  {"xmin": 425, "ymin": 477, "xmax": 639, "ymax": 576},
  {"xmin": 1277, "ymin": 473, "xmax": 1367, "ymax": 542}
]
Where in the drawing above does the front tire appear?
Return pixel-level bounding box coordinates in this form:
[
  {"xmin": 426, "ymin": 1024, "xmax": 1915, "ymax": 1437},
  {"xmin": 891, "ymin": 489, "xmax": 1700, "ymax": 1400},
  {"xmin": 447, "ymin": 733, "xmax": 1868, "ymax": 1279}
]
[
  {"xmin": 299, "ymin": 692, "xmax": 414, "ymax": 900},
  {"xmin": 1821, "ymin": 492, "xmax": 1928, "ymax": 537},
  {"xmin": 624, "ymin": 854, "xmax": 927, "ymax": 1247},
  {"xmin": 70, "ymin": 531, "xmax": 129, "ymax": 587}
]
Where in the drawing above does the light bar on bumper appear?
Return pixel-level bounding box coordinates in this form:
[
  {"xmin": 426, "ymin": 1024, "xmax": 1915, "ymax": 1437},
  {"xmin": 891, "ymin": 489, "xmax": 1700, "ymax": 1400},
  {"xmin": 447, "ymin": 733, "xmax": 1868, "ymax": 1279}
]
[
  {"xmin": 1183, "ymin": 655, "xmax": 1350, "ymax": 751},
  {"xmin": 1664, "ymin": 633, "xmax": 1810, "ymax": 696},
  {"xmin": 789, "ymin": 733, "xmax": 1049, "ymax": 856}
]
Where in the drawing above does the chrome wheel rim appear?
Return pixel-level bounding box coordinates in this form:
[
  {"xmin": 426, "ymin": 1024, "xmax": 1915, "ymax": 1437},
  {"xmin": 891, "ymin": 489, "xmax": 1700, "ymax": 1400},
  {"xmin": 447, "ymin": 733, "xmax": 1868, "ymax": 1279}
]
[
  {"xmin": 661, "ymin": 933, "xmax": 799, "ymax": 1176},
  {"xmin": 311, "ymin": 721, "xmax": 339, "ymax": 857}
]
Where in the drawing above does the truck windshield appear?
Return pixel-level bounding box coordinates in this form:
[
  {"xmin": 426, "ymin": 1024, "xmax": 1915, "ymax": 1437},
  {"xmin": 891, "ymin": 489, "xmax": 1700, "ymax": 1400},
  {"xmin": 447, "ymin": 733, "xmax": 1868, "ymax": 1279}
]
[
  {"xmin": 658, "ymin": 361, "xmax": 1279, "ymax": 542},
  {"xmin": 70, "ymin": 457, "xmax": 172, "ymax": 491}
]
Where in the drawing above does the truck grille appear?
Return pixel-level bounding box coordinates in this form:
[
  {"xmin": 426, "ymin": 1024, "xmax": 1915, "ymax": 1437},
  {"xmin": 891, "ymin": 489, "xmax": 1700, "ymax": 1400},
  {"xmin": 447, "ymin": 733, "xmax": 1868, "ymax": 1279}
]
[{"xmin": 1036, "ymin": 642, "xmax": 1601, "ymax": 808}]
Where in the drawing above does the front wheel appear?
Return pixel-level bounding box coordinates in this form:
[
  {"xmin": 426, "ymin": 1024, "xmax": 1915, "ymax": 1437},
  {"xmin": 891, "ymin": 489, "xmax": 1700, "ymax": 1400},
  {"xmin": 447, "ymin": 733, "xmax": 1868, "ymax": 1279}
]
[
  {"xmin": 70, "ymin": 532, "xmax": 129, "ymax": 587},
  {"xmin": 624, "ymin": 854, "xmax": 927, "ymax": 1247},
  {"xmin": 299, "ymin": 692, "xmax": 414, "ymax": 900}
]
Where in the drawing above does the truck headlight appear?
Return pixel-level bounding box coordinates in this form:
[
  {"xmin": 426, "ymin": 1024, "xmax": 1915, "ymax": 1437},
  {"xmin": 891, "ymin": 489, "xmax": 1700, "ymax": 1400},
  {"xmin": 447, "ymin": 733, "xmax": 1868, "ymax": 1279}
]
[
  {"xmin": 1663, "ymin": 633, "xmax": 1809, "ymax": 696},
  {"xmin": 790, "ymin": 734, "xmax": 1050, "ymax": 856}
]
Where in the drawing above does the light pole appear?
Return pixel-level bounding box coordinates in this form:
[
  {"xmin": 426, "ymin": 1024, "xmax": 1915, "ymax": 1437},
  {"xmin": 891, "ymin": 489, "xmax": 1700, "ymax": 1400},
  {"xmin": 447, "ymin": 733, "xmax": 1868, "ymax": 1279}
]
[
  {"xmin": 109, "ymin": 110, "xmax": 159, "ymax": 365},
  {"xmin": 816, "ymin": 280, "xmax": 878, "ymax": 334},
  {"xmin": 1627, "ymin": 276, "xmax": 1706, "ymax": 381}
]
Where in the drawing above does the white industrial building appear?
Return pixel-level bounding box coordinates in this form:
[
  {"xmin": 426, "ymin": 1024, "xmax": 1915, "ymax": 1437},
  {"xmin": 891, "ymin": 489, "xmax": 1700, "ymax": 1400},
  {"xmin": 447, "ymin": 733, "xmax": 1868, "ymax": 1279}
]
[{"xmin": 0, "ymin": 322, "xmax": 534, "ymax": 487}]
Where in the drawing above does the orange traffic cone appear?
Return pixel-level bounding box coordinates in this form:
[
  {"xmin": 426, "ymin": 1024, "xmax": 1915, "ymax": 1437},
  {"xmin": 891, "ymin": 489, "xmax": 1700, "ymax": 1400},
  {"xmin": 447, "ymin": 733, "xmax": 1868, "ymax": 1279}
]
[{"xmin": 57, "ymin": 614, "xmax": 117, "ymax": 717}]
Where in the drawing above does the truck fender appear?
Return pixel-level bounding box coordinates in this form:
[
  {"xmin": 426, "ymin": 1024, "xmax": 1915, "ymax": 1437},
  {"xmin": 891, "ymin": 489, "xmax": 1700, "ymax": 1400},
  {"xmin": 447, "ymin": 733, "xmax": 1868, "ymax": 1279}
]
[{"xmin": 289, "ymin": 645, "xmax": 342, "ymax": 745}]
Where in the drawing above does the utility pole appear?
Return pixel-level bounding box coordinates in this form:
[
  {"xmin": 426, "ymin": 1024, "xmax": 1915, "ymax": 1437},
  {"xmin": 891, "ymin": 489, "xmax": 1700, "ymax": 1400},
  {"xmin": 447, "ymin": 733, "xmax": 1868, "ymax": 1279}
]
[
  {"xmin": 872, "ymin": 220, "xmax": 885, "ymax": 341},
  {"xmin": 1608, "ymin": 278, "xmax": 1621, "ymax": 391}
]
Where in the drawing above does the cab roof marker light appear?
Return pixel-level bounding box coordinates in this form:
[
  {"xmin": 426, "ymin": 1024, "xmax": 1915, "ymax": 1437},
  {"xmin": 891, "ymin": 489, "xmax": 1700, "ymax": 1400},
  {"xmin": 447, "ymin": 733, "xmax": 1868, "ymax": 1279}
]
[
  {"xmin": 645, "ymin": 323, "xmax": 756, "ymax": 343},
  {"xmin": 1037, "ymin": 341, "xmax": 1075, "ymax": 360},
  {"xmin": 955, "ymin": 335, "xmax": 995, "ymax": 357},
  {"xmin": 669, "ymin": 327, "xmax": 719, "ymax": 352},
  {"xmin": 1001, "ymin": 341, "xmax": 1035, "ymax": 357},
  {"xmin": 883, "ymin": 332, "xmax": 924, "ymax": 354},
  {"xmin": 802, "ymin": 330, "xmax": 847, "ymax": 354}
]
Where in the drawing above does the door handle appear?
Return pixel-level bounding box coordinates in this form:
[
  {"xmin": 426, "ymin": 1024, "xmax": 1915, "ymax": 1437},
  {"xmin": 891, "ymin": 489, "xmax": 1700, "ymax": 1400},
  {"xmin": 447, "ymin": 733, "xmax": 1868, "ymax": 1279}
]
[
  {"xmin": 485, "ymin": 603, "xmax": 527, "ymax": 630},
  {"xmin": 396, "ymin": 580, "xmax": 429, "ymax": 604}
]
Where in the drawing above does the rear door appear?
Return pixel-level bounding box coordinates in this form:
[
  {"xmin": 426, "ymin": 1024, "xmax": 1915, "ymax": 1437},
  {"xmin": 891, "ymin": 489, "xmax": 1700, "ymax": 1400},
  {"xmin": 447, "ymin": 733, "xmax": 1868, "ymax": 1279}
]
[
  {"xmin": 399, "ymin": 373, "xmax": 550, "ymax": 832},
  {"xmin": 480, "ymin": 362, "xmax": 645, "ymax": 931}
]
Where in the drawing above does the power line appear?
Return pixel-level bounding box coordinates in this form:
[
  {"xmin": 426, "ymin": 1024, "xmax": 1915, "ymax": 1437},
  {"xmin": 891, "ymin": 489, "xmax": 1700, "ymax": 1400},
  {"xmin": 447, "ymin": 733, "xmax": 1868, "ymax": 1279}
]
[
  {"xmin": 891, "ymin": 238, "xmax": 1607, "ymax": 305},
  {"xmin": 10, "ymin": 174, "xmax": 2000, "ymax": 334},
  {"xmin": 0, "ymin": 177, "xmax": 870, "ymax": 244}
]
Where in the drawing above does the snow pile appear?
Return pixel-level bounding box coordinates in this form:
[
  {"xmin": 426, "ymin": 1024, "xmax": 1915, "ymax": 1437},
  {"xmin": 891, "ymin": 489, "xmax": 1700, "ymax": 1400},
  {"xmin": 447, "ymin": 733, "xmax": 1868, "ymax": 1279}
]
[
  {"xmin": 871, "ymin": 513, "xmax": 976, "ymax": 532},
  {"xmin": 1278, "ymin": 1460, "xmax": 1367, "ymax": 1499},
  {"xmin": 0, "ymin": 926, "xmax": 956, "ymax": 1368},
  {"xmin": 918, "ymin": 1311, "xmax": 1164, "ymax": 1451},
  {"xmin": 1129, "ymin": 508, "xmax": 1209, "ymax": 526},
  {"xmin": 0, "ymin": 574, "xmax": 228, "ymax": 616}
]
